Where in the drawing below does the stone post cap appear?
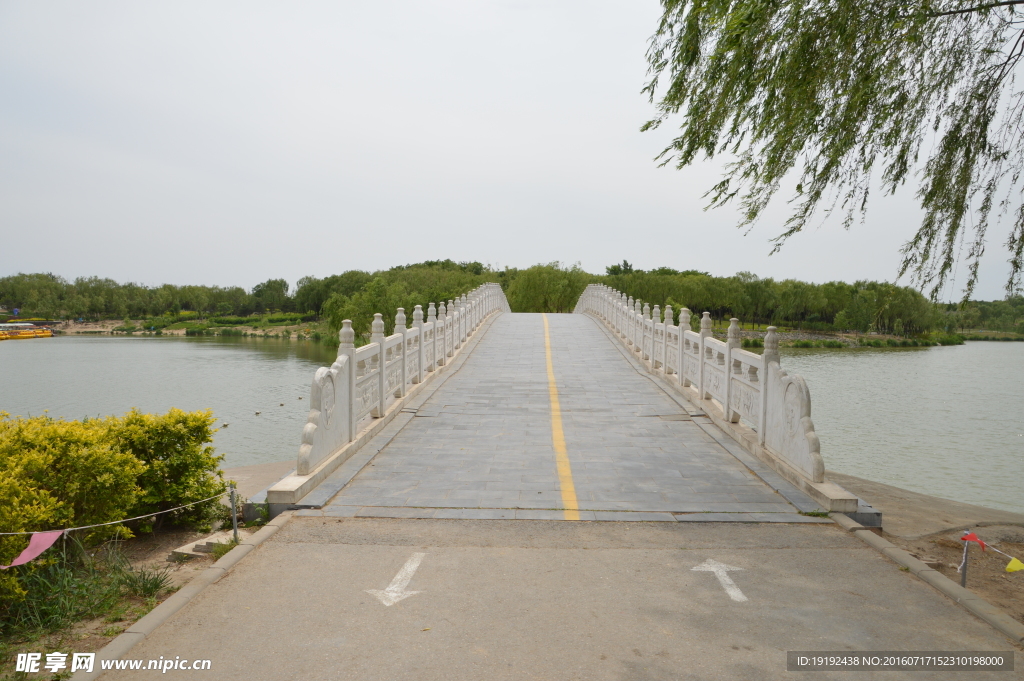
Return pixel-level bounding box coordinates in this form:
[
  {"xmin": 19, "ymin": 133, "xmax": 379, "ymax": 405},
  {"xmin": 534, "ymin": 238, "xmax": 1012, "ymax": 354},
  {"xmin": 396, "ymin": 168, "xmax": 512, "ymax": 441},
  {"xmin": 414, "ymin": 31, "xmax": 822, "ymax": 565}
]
[
  {"xmin": 664, "ymin": 305, "xmax": 674, "ymax": 325},
  {"xmin": 395, "ymin": 308, "xmax": 407, "ymax": 331},
  {"xmin": 764, "ymin": 326, "xmax": 781, "ymax": 364},
  {"xmin": 371, "ymin": 313, "xmax": 385, "ymax": 338},
  {"xmin": 427, "ymin": 302, "xmax": 437, "ymax": 322},
  {"xmin": 413, "ymin": 305, "xmax": 424, "ymax": 326},
  {"xmin": 643, "ymin": 303, "xmax": 651, "ymax": 320},
  {"xmin": 338, "ymin": 319, "xmax": 355, "ymax": 348},
  {"xmin": 438, "ymin": 302, "xmax": 447, "ymax": 318},
  {"xmin": 700, "ymin": 311, "xmax": 712, "ymax": 336},
  {"xmin": 727, "ymin": 318, "xmax": 741, "ymax": 348},
  {"xmin": 652, "ymin": 304, "xmax": 660, "ymax": 323}
]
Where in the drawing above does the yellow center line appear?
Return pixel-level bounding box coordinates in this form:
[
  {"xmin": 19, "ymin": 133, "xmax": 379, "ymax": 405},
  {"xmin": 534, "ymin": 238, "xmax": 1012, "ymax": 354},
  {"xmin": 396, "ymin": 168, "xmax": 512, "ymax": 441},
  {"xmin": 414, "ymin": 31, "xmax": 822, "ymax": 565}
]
[{"xmin": 542, "ymin": 314, "xmax": 579, "ymax": 520}]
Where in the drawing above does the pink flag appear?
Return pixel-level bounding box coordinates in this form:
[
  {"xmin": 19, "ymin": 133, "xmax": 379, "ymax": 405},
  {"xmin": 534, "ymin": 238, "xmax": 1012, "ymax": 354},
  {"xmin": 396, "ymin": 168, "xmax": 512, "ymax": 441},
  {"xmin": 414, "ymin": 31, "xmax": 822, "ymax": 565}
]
[{"xmin": 0, "ymin": 531, "xmax": 63, "ymax": 569}]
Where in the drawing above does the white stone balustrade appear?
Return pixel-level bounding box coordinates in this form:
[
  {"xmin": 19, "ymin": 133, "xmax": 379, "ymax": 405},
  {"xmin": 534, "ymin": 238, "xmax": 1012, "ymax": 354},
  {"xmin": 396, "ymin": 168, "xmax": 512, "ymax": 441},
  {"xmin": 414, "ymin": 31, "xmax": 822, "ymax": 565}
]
[
  {"xmin": 268, "ymin": 283, "xmax": 510, "ymax": 505},
  {"xmin": 574, "ymin": 284, "xmax": 855, "ymax": 512}
]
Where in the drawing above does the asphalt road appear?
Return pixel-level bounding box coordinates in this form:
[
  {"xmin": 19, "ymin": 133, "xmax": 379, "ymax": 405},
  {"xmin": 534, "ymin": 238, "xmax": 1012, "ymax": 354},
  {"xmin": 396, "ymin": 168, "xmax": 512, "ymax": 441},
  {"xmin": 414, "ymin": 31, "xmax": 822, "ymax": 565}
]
[{"xmin": 103, "ymin": 518, "xmax": 1022, "ymax": 681}]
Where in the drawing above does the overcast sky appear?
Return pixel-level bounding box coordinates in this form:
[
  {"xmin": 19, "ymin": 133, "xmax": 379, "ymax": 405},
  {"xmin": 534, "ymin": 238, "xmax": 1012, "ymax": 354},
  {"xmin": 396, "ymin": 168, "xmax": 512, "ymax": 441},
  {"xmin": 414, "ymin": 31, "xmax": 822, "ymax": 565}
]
[{"xmin": 0, "ymin": 1, "xmax": 1016, "ymax": 301}]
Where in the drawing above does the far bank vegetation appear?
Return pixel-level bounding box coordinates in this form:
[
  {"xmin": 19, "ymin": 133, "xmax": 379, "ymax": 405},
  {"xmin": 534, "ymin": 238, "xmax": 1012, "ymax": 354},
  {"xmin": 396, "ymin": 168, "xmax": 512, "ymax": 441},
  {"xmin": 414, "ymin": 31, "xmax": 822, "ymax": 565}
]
[{"xmin": 2, "ymin": 262, "xmax": 1022, "ymax": 346}]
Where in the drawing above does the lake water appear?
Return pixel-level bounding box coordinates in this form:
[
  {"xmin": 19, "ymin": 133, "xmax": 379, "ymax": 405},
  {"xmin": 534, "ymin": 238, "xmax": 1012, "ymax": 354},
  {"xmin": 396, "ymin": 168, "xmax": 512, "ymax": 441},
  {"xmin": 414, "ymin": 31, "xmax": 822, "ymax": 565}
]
[
  {"xmin": 782, "ymin": 342, "xmax": 1022, "ymax": 514},
  {"xmin": 1, "ymin": 334, "xmax": 1020, "ymax": 513},
  {"xmin": 0, "ymin": 335, "xmax": 337, "ymax": 469}
]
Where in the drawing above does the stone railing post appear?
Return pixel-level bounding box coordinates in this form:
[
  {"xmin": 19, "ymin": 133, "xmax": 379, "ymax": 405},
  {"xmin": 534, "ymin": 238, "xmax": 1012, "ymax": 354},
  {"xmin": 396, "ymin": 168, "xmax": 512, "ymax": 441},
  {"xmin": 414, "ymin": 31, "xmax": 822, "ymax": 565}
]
[
  {"xmin": 413, "ymin": 304, "xmax": 424, "ymax": 383},
  {"xmin": 437, "ymin": 302, "xmax": 447, "ymax": 366},
  {"xmin": 339, "ymin": 319, "xmax": 356, "ymax": 442},
  {"xmin": 663, "ymin": 305, "xmax": 673, "ymax": 374},
  {"xmin": 761, "ymin": 326, "xmax": 780, "ymax": 445},
  {"xmin": 630, "ymin": 299, "xmax": 638, "ymax": 352},
  {"xmin": 725, "ymin": 318, "xmax": 741, "ymax": 422},
  {"xmin": 427, "ymin": 303, "xmax": 437, "ymax": 371},
  {"xmin": 652, "ymin": 305, "xmax": 661, "ymax": 366},
  {"xmin": 642, "ymin": 303, "xmax": 651, "ymax": 360},
  {"xmin": 626, "ymin": 297, "xmax": 634, "ymax": 345},
  {"xmin": 371, "ymin": 313, "xmax": 386, "ymax": 417},
  {"xmin": 447, "ymin": 300, "xmax": 456, "ymax": 356},
  {"xmin": 461, "ymin": 295, "xmax": 468, "ymax": 343},
  {"xmin": 395, "ymin": 308, "xmax": 408, "ymax": 398},
  {"xmin": 678, "ymin": 308, "xmax": 691, "ymax": 386},
  {"xmin": 699, "ymin": 311, "xmax": 712, "ymax": 400}
]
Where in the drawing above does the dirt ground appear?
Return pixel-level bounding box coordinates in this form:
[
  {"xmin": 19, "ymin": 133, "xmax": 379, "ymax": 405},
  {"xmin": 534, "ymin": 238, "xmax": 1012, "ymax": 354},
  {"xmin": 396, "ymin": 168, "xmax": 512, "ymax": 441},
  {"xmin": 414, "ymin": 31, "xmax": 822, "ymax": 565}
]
[{"xmin": 887, "ymin": 525, "xmax": 1024, "ymax": 626}]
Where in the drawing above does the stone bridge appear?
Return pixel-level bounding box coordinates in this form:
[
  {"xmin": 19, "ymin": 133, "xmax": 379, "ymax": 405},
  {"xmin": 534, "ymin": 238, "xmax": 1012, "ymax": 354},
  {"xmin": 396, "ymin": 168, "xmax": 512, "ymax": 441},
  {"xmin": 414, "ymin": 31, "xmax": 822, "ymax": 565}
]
[
  {"xmin": 267, "ymin": 283, "xmax": 860, "ymax": 522},
  {"xmin": 98, "ymin": 283, "xmax": 1020, "ymax": 681}
]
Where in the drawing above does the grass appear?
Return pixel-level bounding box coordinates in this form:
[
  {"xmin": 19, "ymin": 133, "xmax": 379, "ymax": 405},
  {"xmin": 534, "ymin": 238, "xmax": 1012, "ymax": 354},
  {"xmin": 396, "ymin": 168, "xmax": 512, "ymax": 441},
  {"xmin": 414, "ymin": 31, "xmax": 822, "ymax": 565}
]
[
  {"xmin": 0, "ymin": 539, "xmax": 176, "ymax": 645},
  {"xmin": 210, "ymin": 541, "xmax": 238, "ymax": 560}
]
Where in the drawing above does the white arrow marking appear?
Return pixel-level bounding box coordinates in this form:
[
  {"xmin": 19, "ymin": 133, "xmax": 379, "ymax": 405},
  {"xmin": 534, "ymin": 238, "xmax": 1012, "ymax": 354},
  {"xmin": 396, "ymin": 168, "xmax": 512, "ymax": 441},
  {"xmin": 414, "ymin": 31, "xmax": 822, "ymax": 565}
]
[
  {"xmin": 366, "ymin": 552, "xmax": 426, "ymax": 606},
  {"xmin": 691, "ymin": 559, "xmax": 748, "ymax": 602}
]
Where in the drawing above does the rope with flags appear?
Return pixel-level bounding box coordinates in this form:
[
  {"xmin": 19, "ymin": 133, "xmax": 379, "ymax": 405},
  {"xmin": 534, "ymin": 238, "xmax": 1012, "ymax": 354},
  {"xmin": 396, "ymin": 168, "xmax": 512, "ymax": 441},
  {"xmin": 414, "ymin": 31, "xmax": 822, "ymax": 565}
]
[
  {"xmin": 0, "ymin": 490, "xmax": 230, "ymax": 569},
  {"xmin": 958, "ymin": 531, "xmax": 1023, "ymax": 574}
]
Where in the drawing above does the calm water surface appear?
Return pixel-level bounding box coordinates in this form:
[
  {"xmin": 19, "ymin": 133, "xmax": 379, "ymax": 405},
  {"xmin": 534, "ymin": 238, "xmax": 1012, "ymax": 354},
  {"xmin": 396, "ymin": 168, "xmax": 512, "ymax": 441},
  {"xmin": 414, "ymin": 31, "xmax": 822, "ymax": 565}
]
[
  {"xmin": 1, "ymin": 336, "xmax": 1020, "ymax": 513},
  {"xmin": 0, "ymin": 336, "xmax": 337, "ymax": 469},
  {"xmin": 782, "ymin": 342, "xmax": 1023, "ymax": 514}
]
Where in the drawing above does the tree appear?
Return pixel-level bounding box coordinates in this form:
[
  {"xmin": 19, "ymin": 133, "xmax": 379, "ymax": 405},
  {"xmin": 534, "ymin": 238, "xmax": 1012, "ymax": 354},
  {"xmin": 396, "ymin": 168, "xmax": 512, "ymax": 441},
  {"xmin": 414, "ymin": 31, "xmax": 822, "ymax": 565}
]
[
  {"xmin": 251, "ymin": 278, "xmax": 290, "ymax": 313},
  {"xmin": 643, "ymin": 0, "xmax": 1024, "ymax": 299},
  {"xmin": 606, "ymin": 260, "xmax": 635, "ymax": 276}
]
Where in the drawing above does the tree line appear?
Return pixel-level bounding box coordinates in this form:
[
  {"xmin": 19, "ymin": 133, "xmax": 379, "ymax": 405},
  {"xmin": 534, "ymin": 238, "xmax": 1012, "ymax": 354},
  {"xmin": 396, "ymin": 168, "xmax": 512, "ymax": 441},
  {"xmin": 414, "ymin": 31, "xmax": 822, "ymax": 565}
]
[{"xmin": 2, "ymin": 262, "xmax": 1021, "ymax": 336}]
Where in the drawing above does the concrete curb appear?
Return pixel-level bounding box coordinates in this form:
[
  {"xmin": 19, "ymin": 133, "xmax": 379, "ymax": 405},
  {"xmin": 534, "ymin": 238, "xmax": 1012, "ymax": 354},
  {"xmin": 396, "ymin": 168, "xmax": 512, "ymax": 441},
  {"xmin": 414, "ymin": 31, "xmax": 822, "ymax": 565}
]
[
  {"xmin": 70, "ymin": 511, "xmax": 295, "ymax": 681},
  {"xmin": 830, "ymin": 513, "xmax": 1024, "ymax": 645}
]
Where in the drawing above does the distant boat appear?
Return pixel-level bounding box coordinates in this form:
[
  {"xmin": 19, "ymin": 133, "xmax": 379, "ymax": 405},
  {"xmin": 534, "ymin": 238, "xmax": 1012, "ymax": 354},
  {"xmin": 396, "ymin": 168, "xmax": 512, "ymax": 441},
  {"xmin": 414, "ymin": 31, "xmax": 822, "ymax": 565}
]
[{"xmin": 0, "ymin": 322, "xmax": 53, "ymax": 340}]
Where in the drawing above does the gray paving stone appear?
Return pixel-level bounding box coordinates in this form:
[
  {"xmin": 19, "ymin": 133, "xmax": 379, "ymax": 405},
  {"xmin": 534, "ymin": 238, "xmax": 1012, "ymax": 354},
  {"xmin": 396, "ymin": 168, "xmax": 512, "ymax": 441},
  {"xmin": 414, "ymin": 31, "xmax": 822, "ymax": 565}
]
[
  {"xmin": 354, "ymin": 507, "xmax": 437, "ymax": 519},
  {"xmin": 307, "ymin": 313, "xmax": 804, "ymax": 521},
  {"xmin": 592, "ymin": 511, "xmax": 678, "ymax": 522},
  {"xmin": 433, "ymin": 508, "xmax": 516, "ymax": 520},
  {"xmin": 515, "ymin": 510, "xmax": 598, "ymax": 520}
]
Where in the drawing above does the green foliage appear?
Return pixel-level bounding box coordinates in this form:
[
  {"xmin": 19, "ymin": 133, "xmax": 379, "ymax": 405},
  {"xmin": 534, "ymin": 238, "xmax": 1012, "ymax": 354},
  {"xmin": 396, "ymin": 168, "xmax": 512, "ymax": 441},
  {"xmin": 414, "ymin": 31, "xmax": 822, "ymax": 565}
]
[
  {"xmin": 605, "ymin": 260, "xmax": 635, "ymax": 276},
  {"xmin": 0, "ymin": 409, "xmax": 225, "ymax": 609},
  {"xmin": 115, "ymin": 562, "xmax": 173, "ymax": 599},
  {"xmin": 644, "ymin": 0, "xmax": 1024, "ymax": 298},
  {"xmin": 605, "ymin": 271, "xmax": 939, "ymax": 334},
  {"xmin": 0, "ymin": 541, "xmax": 123, "ymax": 636},
  {"xmin": 0, "ymin": 414, "xmax": 144, "ymax": 545},
  {"xmin": 108, "ymin": 409, "xmax": 225, "ymax": 532},
  {"xmin": 935, "ymin": 333, "xmax": 966, "ymax": 346},
  {"xmin": 210, "ymin": 540, "xmax": 238, "ymax": 560},
  {"xmin": 505, "ymin": 263, "xmax": 593, "ymax": 313},
  {"xmin": 320, "ymin": 262, "xmax": 499, "ymax": 338}
]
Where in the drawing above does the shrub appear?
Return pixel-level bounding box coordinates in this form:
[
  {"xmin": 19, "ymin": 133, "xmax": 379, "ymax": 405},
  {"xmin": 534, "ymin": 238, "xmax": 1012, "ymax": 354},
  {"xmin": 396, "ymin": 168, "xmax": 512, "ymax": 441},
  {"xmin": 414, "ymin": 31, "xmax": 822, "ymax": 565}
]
[
  {"xmin": 108, "ymin": 409, "xmax": 225, "ymax": 531},
  {"xmin": 0, "ymin": 415, "xmax": 143, "ymax": 542},
  {"xmin": 935, "ymin": 334, "xmax": 966, "ymax": 346},
  {"xmin": 210, "ymin": 316, "xmax": 256, "ymax": 326}
]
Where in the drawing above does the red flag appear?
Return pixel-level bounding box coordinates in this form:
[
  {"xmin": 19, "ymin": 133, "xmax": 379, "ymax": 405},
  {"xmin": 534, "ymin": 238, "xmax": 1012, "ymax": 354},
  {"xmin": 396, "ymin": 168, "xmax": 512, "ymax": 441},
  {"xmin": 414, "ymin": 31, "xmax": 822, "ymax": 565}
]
[
  {"xmin": 960, "ymin": 532, "xmax": 987, "ymax": 552},
  {"xmin": 0, "ymin": 531, "xmax": 63, "ymax": 569}
]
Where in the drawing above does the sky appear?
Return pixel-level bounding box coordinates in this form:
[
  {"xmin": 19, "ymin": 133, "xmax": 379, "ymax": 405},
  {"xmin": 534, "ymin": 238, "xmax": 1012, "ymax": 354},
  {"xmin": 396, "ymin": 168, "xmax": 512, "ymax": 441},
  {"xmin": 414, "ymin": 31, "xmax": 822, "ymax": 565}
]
[{"xmin": 0, "ymin": 1, "xmax": 1017, "ymax": 301}]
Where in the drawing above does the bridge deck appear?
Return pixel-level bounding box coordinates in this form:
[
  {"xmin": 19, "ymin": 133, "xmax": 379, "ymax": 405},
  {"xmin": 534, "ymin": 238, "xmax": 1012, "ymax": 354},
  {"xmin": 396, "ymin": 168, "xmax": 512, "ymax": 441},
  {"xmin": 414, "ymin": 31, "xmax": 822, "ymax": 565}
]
[{"xmin": 306, "ymin": 313, "xmax": 822, "ymax": 521}]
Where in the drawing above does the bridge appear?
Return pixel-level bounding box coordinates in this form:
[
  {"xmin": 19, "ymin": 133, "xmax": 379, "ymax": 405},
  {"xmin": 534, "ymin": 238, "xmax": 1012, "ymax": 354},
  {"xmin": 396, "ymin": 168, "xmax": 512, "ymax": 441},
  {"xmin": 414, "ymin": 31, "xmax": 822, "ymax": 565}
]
[
  {"xmin": 266, "ymin": 282, "xmax": 858, "ymax": 521},
  {"xmin": 90, "ymin": 283, "xmax": 1021, "ymax": 681}
]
